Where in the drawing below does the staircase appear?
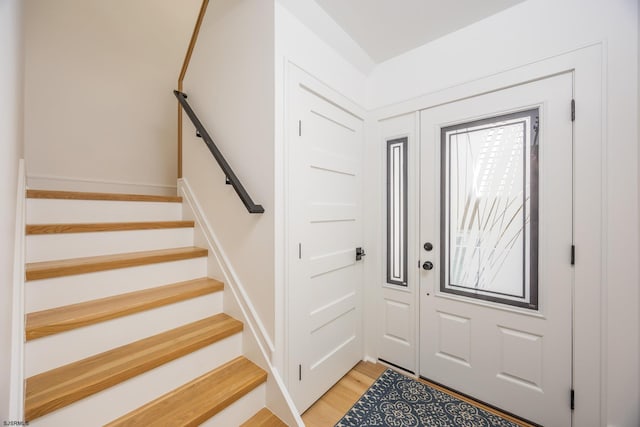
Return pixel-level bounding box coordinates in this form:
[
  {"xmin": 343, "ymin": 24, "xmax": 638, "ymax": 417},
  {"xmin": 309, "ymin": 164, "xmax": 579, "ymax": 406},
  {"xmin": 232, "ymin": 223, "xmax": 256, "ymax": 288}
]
[{"xmin": 22, "ymin": 189, "xmax": 287, "ymax": 426}]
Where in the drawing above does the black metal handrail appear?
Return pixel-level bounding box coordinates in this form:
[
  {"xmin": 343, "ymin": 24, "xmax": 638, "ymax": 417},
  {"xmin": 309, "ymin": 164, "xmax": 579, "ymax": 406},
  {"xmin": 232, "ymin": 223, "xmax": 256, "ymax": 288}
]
[{"xmin": 174, "ymin": 90, "xmax": 264, "ymax": 214}]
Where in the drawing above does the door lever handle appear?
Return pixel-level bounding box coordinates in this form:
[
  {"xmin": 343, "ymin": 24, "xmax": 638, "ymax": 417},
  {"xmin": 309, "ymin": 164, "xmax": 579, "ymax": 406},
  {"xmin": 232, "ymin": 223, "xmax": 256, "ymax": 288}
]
[{"xmin": 356, "ymin": 247, "xmax": 366, "ymax": 261}]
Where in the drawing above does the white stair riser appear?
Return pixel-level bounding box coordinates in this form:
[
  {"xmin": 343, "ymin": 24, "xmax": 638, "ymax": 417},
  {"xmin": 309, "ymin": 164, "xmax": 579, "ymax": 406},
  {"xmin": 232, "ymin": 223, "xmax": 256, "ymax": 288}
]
[
  {"xmin": 28, "ymin": 334, "xmax": 242, "ymax": 426},
  {"xmin": 202, "ymin": 384, "xmax": 266, "ymax": 427},
  {"xmin": 26, "ymin": 258, "xmax": 207, "ymax": 312},
  {"xmin": 27, "ymin": 199, "xmax": 182, "ymax": 223},
  {"xmin": 26, "ymin": 228, "xmax": 195, "ymax": 262},
  {"xmin": 26, "ymin": 292, "xmax": 223, "ymax": 376}
]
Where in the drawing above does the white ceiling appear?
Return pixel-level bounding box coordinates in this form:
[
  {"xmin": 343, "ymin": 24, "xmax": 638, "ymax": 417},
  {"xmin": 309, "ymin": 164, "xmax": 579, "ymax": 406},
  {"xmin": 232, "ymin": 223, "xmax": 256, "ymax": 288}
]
[{"xmin": 314, "ymin": 0, "xmax": 526, "ymax": 63}]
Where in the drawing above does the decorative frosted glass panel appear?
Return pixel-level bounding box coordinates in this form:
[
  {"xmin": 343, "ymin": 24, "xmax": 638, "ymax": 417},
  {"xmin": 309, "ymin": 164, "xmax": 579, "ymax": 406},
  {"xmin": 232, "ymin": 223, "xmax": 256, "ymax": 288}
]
[
  {"xmin": 387, "ymin": 138, "xmax": 407, "ymax": 286},
  {"xmin": 441, "ymin": 110, "xmax": 539, "ymax": 309}
]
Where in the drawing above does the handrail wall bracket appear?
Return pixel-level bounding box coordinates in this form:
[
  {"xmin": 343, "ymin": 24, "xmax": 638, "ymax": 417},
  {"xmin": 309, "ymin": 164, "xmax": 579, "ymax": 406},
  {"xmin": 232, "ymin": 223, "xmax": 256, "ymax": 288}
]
[{"xmin": 174, "ymin": 90, "xmax": 265, "ymax": 214}]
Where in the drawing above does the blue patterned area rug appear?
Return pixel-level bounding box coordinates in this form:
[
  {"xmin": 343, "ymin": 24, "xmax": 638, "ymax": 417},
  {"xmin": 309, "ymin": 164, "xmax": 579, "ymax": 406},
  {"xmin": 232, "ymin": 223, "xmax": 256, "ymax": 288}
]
[{"xmin": 335, "ymin": 369, "xmax": 520, "ymax": 427}]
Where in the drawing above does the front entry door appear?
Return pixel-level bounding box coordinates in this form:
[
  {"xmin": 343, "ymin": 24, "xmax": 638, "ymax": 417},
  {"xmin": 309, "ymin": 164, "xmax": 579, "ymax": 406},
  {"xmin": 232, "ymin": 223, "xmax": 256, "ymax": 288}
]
[
  {"xmin": 289, "ymin": 68, "xmax": 365, "ymax": 412},
  {"xmin": 419, "ymin": 73, "xmax": 573, "ymax": 426}
]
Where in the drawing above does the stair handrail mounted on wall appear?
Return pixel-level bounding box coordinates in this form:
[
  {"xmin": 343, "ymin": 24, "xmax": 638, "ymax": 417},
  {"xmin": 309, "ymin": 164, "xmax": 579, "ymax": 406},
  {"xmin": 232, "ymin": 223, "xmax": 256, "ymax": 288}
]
[{"xmin": 174, "ymin": 90, "xmax": 265, "ymax": 214}]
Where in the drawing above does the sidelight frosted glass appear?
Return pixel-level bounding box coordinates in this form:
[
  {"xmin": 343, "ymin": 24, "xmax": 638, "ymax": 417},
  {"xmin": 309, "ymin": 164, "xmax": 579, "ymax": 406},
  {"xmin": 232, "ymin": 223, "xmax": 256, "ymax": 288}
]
[
  {"xmin": 387, "ymin": 138, "xmax": 407, "ymax": 286},
  {"xmin": 441, "ymin": 110, "xmax": 538, "ymax": 309}
]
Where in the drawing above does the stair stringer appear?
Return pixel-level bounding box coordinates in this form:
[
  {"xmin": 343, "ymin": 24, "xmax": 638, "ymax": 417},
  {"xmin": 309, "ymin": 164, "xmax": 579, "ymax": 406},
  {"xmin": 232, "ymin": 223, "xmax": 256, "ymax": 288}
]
[
  {"xmin": 9, "ymin": 159, "xmax": 26, "ymax": 420},
  {"xmin": 178, "ymin": 178, "xmax": 303, "ymax": 427}
]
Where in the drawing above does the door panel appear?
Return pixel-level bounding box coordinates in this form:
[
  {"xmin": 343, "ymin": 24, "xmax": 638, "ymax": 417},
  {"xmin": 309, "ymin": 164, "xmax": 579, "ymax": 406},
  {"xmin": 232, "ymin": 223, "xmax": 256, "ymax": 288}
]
[
  {"xmin": 289, "ymin": 71, "xmax": 364, "ymax": 412},
  {"xmin": 420, "ymin": 73, "xmax": 573, "ymax": 426}
]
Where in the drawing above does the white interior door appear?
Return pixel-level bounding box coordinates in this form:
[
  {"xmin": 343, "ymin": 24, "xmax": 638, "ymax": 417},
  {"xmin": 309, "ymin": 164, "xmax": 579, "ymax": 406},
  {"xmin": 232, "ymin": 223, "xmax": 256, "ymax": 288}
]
[
  {"xmin": 289, "ymin": 69, "xmax": 364, "ymax": 412},
  {"xmin": 419, "ymin": 73, "xmax": 573, "ymax": 426}
]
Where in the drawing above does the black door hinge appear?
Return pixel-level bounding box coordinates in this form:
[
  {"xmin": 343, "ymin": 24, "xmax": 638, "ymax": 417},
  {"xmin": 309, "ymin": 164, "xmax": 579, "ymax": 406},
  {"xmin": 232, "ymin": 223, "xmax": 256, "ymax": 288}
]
[
  {"xmin": 571, "ymin": 99, "xmax": 575, "ymax": 122},
  {"xmin": 571, "ymin": 389, "xmax": 575, "ymax": 410},
  {"xmin": 571, "ymin": 245, "xmax": 575, "ymax": 265},
  {"xmin": 356, "ymin": 247, "xmax": 366, "ymax": 261},
  {"xmin": 299, "ymin": 364, "xmax": 302, "ymax": 381}
]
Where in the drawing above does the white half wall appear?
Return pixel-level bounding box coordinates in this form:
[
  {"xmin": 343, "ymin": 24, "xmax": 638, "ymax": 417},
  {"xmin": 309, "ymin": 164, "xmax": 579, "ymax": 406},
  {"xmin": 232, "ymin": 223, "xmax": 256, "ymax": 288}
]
[
  {"xmin": 367, "ymin": 0, "xmax": 639, "ymax": 425},
  {"xmin": 23, "ymin": 0, "xmax": 201, "ymax": 193},
  {"xmin": 0, "ymin": 0, "xmax": 24, "ymax": 420},
  {"xmin": 182, "ymin": 0, "xmax": 276, "ymax": 345}
]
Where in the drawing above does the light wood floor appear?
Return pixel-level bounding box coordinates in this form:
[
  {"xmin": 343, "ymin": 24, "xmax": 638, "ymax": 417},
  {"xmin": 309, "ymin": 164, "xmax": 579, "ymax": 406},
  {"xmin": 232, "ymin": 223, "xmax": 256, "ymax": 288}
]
[
  {"xmin": 301, "ymin": 361, "xmax": 536, "ymax": 427},
  {"xmin": 302, "ymin": 361, "xmax": 385, "ymax": 427}
]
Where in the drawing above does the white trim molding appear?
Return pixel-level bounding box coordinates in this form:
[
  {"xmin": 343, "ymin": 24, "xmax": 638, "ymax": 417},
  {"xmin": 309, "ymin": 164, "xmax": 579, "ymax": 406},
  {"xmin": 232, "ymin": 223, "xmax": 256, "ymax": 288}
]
[
  {"xmin": 9, "ymin": 159, "xmax": 26, "ymax": 420},
  {"xmin": 27, "ymin": 174, "xmax": 177, "ymax": 196}
]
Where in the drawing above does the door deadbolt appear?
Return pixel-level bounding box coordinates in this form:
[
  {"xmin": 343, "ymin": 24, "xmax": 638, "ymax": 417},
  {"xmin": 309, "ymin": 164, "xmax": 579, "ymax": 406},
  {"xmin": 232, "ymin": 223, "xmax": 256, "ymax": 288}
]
[
  {"xmin": 424, "ymin": 242, "xmax": 433, "ymax": 251},
  {"xmin": 422, "ymin": 261, "xmax": 434, "ymax": 270}
]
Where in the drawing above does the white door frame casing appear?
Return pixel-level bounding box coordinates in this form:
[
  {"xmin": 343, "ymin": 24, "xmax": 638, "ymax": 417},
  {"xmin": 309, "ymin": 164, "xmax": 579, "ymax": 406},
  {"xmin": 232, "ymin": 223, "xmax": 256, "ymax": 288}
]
[
  {"xmin": 283, "ymin": 63, "xmax": 368, "ymax": 410},
  {"xmin": 369, "ymin": 44, "xmax": 604, "ymax": 426}
]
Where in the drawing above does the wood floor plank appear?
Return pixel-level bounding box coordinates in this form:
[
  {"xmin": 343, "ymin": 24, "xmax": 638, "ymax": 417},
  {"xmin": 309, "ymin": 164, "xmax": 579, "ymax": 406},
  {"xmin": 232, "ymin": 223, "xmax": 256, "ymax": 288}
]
[
  {"xmin": 26, "ymin": 221, "xmax": 195, "ymax": 235},
  {"xmin": 25, "ymin": 247, "xmax": 208, "ymax": 281},
  {"xmin": 240, "ymin": 408, "xmax": 288, "ymax": 427},
  {"xmin": 353, "ymin": 360, "xmax": 386, "ymax": 379},
  {"xmin": 302, "ymin": 361, "xmax": 379, "ymax": 427},
  {"xmin": 105, "ymin": 357, "xmax": 266, "ymax": 427},
  {"xmin": 302, "ymin": 400, "xmax": 345, "ymax": 427},
  {"xmin": 26, "ymin": 189, "xmax": 182, "ymax": 203},
  {"xmin": 25, "ymin": 314, "xmax": 242, "ymax": 421},
  {"xmin": 26, "ymin": 278, "xmax": 223, "ymax": 340}
]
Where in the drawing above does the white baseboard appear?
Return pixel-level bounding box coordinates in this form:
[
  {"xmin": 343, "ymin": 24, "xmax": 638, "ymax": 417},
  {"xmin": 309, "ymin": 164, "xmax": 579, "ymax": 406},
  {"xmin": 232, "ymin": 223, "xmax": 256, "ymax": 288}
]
[
  {"xmin": 363, "ymin": 355, "xmax": 378, "ymax": 365},
  {"xmin": 27, "ymin": 174, "xmax": 177, "ymax": 196},
  {"xmin": 178, "ymin": 178, "xmax": 303, "ymax": 426},
  {"xmin": 9, "ymin": 159, "xmax": 26, "ymax": 420}
]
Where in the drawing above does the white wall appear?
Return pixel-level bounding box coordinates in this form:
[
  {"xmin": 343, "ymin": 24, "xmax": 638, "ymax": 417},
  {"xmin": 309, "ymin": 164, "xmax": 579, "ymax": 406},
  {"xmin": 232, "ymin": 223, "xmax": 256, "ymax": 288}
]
[
  {"xmin": 367, "ymin": 0, "xmax": 639, "ymax": 425},
  {"xmin": 275, "ymin": 0, "xmax": 375, "ymax": 75},
  {"xmin": 274, "ymin": 3, "xmax": 368, "ymax": 105},
  {"xmin": 23, "ymin": 0, "xmax": 201, "ymax": 195},
  {"xmin": 183, "ymin": 0, "xmax": 276, "ymax": 344},
  {"xmin": 0, "ymin": 0, "xmax": 23, "ymax": 420},
  {"xmin": 181, "ymin": 0, "xmax": 369, "ymax": 407}
]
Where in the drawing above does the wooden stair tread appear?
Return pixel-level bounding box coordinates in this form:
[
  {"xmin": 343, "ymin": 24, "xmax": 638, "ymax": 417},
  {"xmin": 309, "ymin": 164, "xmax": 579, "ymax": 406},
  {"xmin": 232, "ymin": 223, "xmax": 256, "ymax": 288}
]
[
  {"xmin": 26, "ymin": 189, "xmax": 182, "ymax": 203},
  {"xmin": 241, "ymin": 408, "xmax": 288, "ymax": 427},
  {"xmin": 26, "ymin": 221, "xmax": 195, "ymax": 235},
  {"xmin": 25, "ymin": 314, "xmax": 243, "ymax": 421},
  {"xmin": 26, "ymin": 278, "xmax": 223, "ymax": 340},
  {"xmin": 105, "ymin": 356, "xmax": 267, "ymax": 427},
  {"xmin": 25, "ymin": 246, "xmax": 208, "ymax": 281}
]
